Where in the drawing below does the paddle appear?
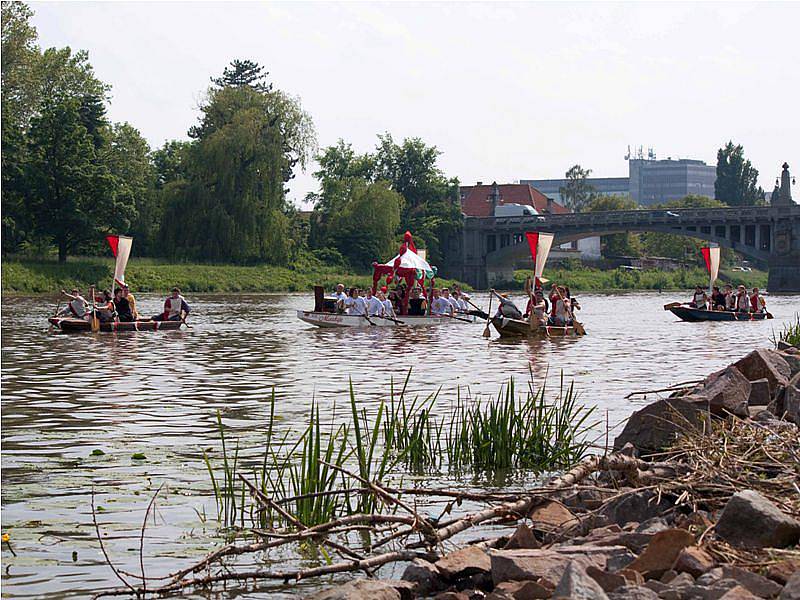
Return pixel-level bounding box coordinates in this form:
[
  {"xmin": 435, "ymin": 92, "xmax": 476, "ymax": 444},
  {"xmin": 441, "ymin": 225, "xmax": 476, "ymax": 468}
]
[
  {"xmin": 441, "ymin": 313, "xmax": 473, "ymax": 323},
  {"xmin": 482, "ymin": 291, "xmax": 494, "ymax": 338},
  {"xmin": 555, "ymin": 286, "xmax": 585, "ymax": 336},
  {"xmin": 465, "ymin": 298, "xmax": 489, "ymax": 320},
  {"xmin": 377, "ymin": 314, "xmax": 405, "ymax": 326},
  {"xmin": 89, "ymin": 286, "xmax": 100, "ymax": 333}
]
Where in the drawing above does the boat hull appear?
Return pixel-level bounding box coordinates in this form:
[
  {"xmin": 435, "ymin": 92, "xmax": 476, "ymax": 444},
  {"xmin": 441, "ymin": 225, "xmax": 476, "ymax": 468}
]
[
  {"xmin": 49, "ymin": 317, "xmax": 183, "ymax": 333},
  {"xmin": 296, "ymin": 310, "xmax": 475, "ymax": 328},
  {"xmin": 667, "ymin": 307, "xmax": 771, "ymax": 322},
  {"xmin": 490, "ymin": 316, "xmax": 578, "ymax": 338}
]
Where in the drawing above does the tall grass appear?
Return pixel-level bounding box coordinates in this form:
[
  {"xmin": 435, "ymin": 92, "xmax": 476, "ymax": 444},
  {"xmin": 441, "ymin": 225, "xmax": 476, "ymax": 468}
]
[{"xmin": 772, "ymin": 313, "xmax": 800, "ymax": 349}]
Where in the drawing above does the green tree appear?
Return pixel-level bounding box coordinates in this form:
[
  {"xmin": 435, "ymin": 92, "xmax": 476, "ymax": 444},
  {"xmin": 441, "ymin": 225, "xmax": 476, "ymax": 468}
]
[
  {"xmin": 152, "ymin": 140, "xmax": 192, "ymax": 188},
  {"xmin": 559, "ymin": 164, "xmax": 596, "ymax": 212},
  {"xmin": 211, "ymin": 58, "xmax": 272, "ymax": 92},
  {"xmin": 715, "ymin": 141, "xmax": 764, "ymax": 206},
  {"xmin": 586, "ymin": 194, "xmax": 641, "ymax": 257}
]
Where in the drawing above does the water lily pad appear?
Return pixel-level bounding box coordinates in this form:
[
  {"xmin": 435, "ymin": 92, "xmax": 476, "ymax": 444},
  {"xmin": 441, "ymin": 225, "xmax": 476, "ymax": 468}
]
[
  {"xmin": 131, "ymin": 453, "xmax": 146, "ymax": 460},
  {"xmin": 91, "ymin": 449, "xmax": 105, "ymax": 456}
]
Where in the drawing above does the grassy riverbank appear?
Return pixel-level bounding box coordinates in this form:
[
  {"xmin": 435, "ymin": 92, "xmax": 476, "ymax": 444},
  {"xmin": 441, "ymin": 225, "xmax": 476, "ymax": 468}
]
[
  {"xmin": 1, "ymin": 257, "xmax": 467, "ymax": 294},
  {"xmin": 509, "ymin": 265, "xmax": 768, "ymax": 292}
]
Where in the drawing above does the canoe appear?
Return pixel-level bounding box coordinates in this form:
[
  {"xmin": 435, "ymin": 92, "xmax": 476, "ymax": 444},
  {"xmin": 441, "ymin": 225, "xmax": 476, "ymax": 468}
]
[
  {"xmin": 665, "ymin": 306, "xmax": 772, "ymax": 322},
  {"xmin": 490, "ymin": 316, "xmax": 579, "ymax": 338},
  {"xmin": 296, "ymin": 310, "xmax": 476, "ymax": 328},
  {"xmin": 48, "ymin": 317, "xmax": 184, "ymax": 333}
]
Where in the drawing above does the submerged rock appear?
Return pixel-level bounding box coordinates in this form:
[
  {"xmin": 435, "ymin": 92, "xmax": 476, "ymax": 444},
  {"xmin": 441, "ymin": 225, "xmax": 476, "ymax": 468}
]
[{"xmin": 715, "ymin": 490, "xmax": 800, "ymax": 549}]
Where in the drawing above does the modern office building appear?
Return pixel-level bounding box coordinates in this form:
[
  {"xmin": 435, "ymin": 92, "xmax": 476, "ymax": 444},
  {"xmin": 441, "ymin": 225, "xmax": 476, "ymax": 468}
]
[{"xmin": 521, "ymin": 154, "xmax": 717, "ymax": 206}]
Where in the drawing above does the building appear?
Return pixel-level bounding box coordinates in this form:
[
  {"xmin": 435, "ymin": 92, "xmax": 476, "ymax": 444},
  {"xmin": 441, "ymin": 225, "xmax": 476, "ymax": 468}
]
[{"xmin": 521, "ymin": 153, "xmax": 717, "ymax": 207}]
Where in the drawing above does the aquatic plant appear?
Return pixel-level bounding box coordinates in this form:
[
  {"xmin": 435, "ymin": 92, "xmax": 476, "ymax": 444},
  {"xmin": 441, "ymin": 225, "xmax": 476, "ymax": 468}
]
[{"xmin": 772, "ymin": 313, "xmax": 800, "ymax": 349}]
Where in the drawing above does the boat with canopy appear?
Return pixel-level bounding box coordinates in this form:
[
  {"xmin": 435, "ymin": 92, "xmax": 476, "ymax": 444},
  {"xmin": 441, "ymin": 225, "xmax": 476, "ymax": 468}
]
[
  {"xmin": 297, "ymin": 232, "xmax": 476, "ymax": 328},
  {"xmin": 664, "ymin": 246, "xmax": 772, "ymax": 322}
]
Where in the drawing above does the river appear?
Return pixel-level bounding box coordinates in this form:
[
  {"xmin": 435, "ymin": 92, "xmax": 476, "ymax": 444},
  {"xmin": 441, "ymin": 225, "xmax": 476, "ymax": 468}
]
[{"xmin": 1, "ymin": 291, "xmax": 798, "ymax": 598}]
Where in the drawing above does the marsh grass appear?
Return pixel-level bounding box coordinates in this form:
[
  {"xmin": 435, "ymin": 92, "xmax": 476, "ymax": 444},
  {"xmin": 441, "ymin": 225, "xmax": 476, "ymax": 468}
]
[
  {"xmin": 772, "ymin": 313, "xmax": 800, "ymax": 349},
  {"xmin": 204, "ymin": 372, "xmax": 596, "ymax": 530}
]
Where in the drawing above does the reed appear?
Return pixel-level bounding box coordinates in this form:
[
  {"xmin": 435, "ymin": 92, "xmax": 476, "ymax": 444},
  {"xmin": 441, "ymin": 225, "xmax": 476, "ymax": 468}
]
[{"xmin": 772, "ymin": 313, "xmax": 800, "ymax": 348}]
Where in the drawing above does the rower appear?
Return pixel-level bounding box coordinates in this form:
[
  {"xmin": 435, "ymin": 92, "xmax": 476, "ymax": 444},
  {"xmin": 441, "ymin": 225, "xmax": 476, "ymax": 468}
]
[
  {"xmin": 333, "ymin": 283, "xmax": 348, "ymax": 313},
  {"xmin": 349, "ymin": 288, "xmax": 367, "ymax": 316},
  {"xmin": 711, "ymin": 286, "xmax": 726, "ymax": 311},
  {"xmin": 750, "ymin": 287, "xmax": 766, "ymax": 313},
  {"xmin": 442, "ymin": 288, "xmax": 460, "ymax": 313},
  {"xmin": 734, "ymin": 285, "xmax": 750, "ymax": 313},
  {"xmin": 408, "ymin": 287, "xmax": 427, "ymax": 316},
  {"xmin": 455, "ymin": 290, "xmax": 469, "ymax": 313},
  {"xmin": 153, "ymin": 287, "xmax": 191, "ymax": 321},
  {"xmin": 122, "ymin": 284, "xmax": 138, "ymax": 320},
  {"xmin": 430, "ymin": 288, "xmax": 452, "ymax": 316},
  {"xmin": 113, "ymin": 287, "xmax": 134, "ymax": 322},
  {"xmin": 95, "ymin": 289, "xmax": 116, "ymax": 322},
  {"xmin": 689, "ymin": 285, "xmax": 708, "ymax": 310},
  {"xmin": 530, "ymin": 289, "xmax": 548, "ymax": 327},
  {"xmin": 493, "ymin": 291, "xmax": 523, "ymax": 320},
  {"xmin": 552, "ymin": 288, "xmax": 571, "ymax": 326},
  {"xmin": 58, "ymin": 288, "xmax": 90, "ymax": 320},
  {"xmin": 724, "ymin": 284, "xmax": 735, "ymax": 311},
  {"xmin": 365, "ymin": 288, "xmax": 384, "ymax": 317},
  {"xmin": 378, "ymin": 290, "xmax": 396, "ymax": 319}
]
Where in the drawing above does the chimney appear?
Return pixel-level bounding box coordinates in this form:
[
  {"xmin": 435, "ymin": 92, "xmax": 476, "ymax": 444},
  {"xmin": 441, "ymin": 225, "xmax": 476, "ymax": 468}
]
[
  {"xmin": 488, "ymin": 181, "xmax": 501, "ymax": 214},
  {"xmin": 547, "ymin": 197, "xmax": 554, "ymax": 213},
  {"xmin": 477, "ymin": 181, "xmax": 483, "ymax": 186}
]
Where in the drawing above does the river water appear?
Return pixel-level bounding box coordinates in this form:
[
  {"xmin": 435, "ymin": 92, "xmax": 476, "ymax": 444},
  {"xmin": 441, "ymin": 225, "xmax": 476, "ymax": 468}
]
[{"xmin": 1, "ymin": 291, "xmax": 798, "ymax": 598}]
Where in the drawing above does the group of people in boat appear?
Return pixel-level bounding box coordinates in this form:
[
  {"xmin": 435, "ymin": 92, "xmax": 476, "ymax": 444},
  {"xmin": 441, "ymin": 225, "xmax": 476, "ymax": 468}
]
[
  {"xmin": 494, "ymin": 280, "xmax": 581, "ymax": 327},
  {"xmin": 58, "ymin": 286, "xmax": 191, "ymax": 323},
  {"xmin": 688, "ymin": 284, "xmax": 767, "ymax": 314},
  {"xmin": 330, "ymin": 283, "xmax": 472, "ymax": 319}
]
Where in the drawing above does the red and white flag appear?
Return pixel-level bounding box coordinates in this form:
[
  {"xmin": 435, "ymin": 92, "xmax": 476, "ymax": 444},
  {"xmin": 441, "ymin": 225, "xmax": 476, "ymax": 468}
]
[
  {"xmin": 701, "ymin": 246, "xmax": 720, "ymax": 296},
  {"xmin": 106, "ymin": 235, "xmax": 133, "ymax": 287},
  {"xmin": 525, "ymin": 232, "xmax": 555, "ymax": 287}
]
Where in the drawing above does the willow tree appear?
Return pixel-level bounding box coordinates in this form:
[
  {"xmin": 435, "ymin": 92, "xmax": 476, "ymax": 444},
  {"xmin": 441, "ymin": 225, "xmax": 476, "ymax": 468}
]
[{"xmin": 161, "ymin": 61, "xmax": 316, "ymax": 263}]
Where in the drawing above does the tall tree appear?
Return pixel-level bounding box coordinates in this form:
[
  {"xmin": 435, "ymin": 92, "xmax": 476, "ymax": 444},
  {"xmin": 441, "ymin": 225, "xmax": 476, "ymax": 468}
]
[
  {"xmin": 715, "ymin": 141, "xmax": 764, "ymax": 206},
  {"xmin": 559, "ymin": 164, "xmax": 596, "ymax": 212},
  {"xmin": 211, "ymin": 59, "xmax": 272, "ymax": 92}
]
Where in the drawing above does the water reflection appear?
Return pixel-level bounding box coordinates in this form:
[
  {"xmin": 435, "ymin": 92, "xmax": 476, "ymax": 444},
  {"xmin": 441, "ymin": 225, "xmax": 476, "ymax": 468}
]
[{"xmin": 1, "ymin": 291, "xmax": 798, "ymax": 597}]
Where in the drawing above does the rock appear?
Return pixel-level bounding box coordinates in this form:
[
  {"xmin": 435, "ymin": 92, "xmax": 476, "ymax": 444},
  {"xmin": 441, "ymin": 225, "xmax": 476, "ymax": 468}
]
[
  {"xmin": 312, "ymin": 579, "xmax": 402, "ymax": 600},
  {"xmin": 674, "ymin": 511, "xmax": 714, "ymax": 536},
  {"xmin": 402, "ymin": 558, "xmax": 444, "ymax": 595},
  {"xmin": 644, "ymin": 579, "xmax": 669, "ymax": 593},
  {"xmin": 780, "ymin": 571, "xmax": 800, "ymax": 600},
  {"xmin": 574, "ymin": 525, "xmax": 653, "ymax": 555},
  {"xmin": 778, "ymin": 341, "xmax": 798, "ymax": 352},
  {"xmin": 614, "ymin": 397, "xmax": 710, "ymax": 453},
  {"xmin": 673, "ymin": 546, "xmax": 715, "ymax": 577},
  {"xmin": 719, "ymin": 585, "xmax": 761, "ymax": 599},
  {"xmin": 587, "ymin": 565, "xmax": 628, "ymax": 592},
  {"xmin": 437, "ymin": 546, "xmax": 491, "ymax": 580},
  {"xmin": 698, "ymin": 366, "xmax": 752, "ymax": 417},
  {"xmin": 748, "ymin": 378, "xmax": 772, "ymax": 406},
  {"xmin": 696, "ymin": 568, "xmax": 724, "ymax": 586},
  {"xmin": 661, "ymin": 570, "xmax": 679, "ymax": 583},
  {"xmin": 784, "ymin": 372, "xmax": 800, "ymax": 424},
  {"xmin": 552, "ymin": 561, "xmax": 609, "ymax": 599},
  {"xmin": 619, "ymin": 568, "xmax": 646, "ymax": 586},
  {"xmin": 715, "ymin": 490, "xmax": 800, "ymax": 549},
  {"xmin": 489, "ymin": 545, "xmax": 634, "ymax": 586},
  {"xmin": 599, "ymin": 491, "xmax": 676, "ymax": 528},
  {"xmin": 608, "ymin": 585, "xmax": 660, "ymax": 599},
  {"xmin": 433, "ymin": 593, "xmax": 470, "ymax": 600},
  {"xmin": 529, "ymin": 500, "xmax": 579, "ymax": 532},
  {"xmin": 719, "ymin": 566, "xmax": 783, "ymax": 598},
  {"xmin": 767, "ymin": 559, "xmax": 800, "ymax": 585},
  {"xmin": 486, "ymin": 579, "xmax": 552, "ymax": 599},
  {"xmin": 668, "ymin": 571, "xmax": 696, "ymax": 587},
  {"xmin": 626, "ymin": 528, "xmax": 696, "ymax": 579},
  {"xmin": 733, "ymin": 349, "xmax": 792, "ymax": 394},
  {"xmin": 637, "ymin": 518, "xmax": 671, "ymax": 535},
  {"xmin": 503, "ymin": 523, "xmax": 541, "ymax": 550},
  {"xmin": 779, "ymin": 348, "xmax": 800, "ymax": 377}
]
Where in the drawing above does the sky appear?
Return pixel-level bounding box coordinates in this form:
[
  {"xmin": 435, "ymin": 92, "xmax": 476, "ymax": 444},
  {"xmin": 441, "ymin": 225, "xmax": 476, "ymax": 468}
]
[{"xmin": 30, "ymin": 1, "xmax": 800, "ymax": 208}]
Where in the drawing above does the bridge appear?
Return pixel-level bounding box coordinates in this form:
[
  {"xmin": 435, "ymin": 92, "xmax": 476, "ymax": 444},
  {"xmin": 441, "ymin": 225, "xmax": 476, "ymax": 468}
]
[{"xmin": 442, "ymin": 203, "xmax": 800, "ymax": 292}]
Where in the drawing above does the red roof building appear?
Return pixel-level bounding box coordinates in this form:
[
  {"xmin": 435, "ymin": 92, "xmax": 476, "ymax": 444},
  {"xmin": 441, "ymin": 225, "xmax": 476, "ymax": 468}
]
[{"xmin": 459, "ymin": 182, "xmax": 569, "ymax": 217}]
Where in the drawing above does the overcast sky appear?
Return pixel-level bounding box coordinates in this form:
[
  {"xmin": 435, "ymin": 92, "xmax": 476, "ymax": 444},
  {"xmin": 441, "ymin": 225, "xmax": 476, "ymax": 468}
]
[{"xmin": 31, "ymin": 1, "xmax": 800, "ymax": 207}]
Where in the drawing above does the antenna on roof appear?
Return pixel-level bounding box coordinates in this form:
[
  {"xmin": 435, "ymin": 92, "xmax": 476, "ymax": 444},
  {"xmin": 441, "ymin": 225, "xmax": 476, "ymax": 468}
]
[{"xmin": 624, "ymin": 145, "xmax": 631, "ymax": 160}]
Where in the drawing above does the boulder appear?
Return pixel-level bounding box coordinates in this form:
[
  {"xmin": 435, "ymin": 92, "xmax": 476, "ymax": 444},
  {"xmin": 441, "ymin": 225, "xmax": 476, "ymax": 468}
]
[
  {"xmin": 608, "ymin": 585, "xmax": 660, "ymax": 599},
  {"xmin": 719, "ymin": 586, "xmax": 761, "ymax": 599},
  {"xmin": 401, "ymin": 558, "xmax": 444, "ymax": 595},
  {"xmin": 486, "ymin": 579, "xmax": 552, "ymax": 600},
  {"xmin": 503, "ymin": 523, "xmax": 540, "ymax": 550},
  {"xmin": 715, "ymin": 490, "xmax": 800, "ymax": 549},
  {"xmin": 673, "ymin": 546, "xmax": 715, "ymax": 577},
  {"xmin": 599, "ymin": 491, "xmax": 676, "ymax": 528},
  {"xmin": 437, "ymin": 546, "xmax": 491, "ymax": 580},
  {"xmin": 626, "ymin": 528, "xmax": 696, "ymax": 579},
  {"xmin": 784, "ymin": 372, "xmax": 800, "ymax": 424},
  {"xmin": 528, "ymin": 500, "xmax": 579, "ymax": 533},
  {"xmin": 614, "ymin": 397, "xmax": 710, "ymax": 453},
  {"xmin": 552, "ymin": 561, "xmax": 609, "ymax": 599},
  {"xmin": 780, "ymin": 571, "xmax": 800, "ymax": 600},
  {"xmin": 767, "ymin": 559, "xmax": 800, "ymax": 585},
  {"xmin": 778, "ymin": 348, "xmax": 800, "ymax": 377},
  {"xmin": 489, "ymin": 545, "xmax": 634, "ymax": 586},
  {"xmin": 719, "ymin": 566, "xmax": 783, "ymax": 598},
  {"xmin": 733, "ymin": 349, "xmax": 792, "ymax": 394},
  {"xmin": 312, "ymin": 579, "xmax": 402, "ymax": 600},
  {"xmin": 747, "ymin": 378, "xmax": 772, "ymax": 407},
  {"xmin": 697, "ymin": 366, "xmax": 751, "ymax": 417},
  {"xmin": 586, "ymin": 565, "xmax": 628, "ymax": 592}
]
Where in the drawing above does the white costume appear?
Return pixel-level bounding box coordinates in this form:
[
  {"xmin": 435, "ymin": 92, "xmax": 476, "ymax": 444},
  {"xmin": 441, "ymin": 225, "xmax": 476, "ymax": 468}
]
[
  {"xmin": 366, "ymin": 296, "xmax": 384, "ymax": 316},
  {"xmin": 350, "ymin": 296, "xmax": 367, "ymax": 316},
  {"xmin": 382, "ymin": 298, "xmax": 396, "ymax": 318},
  {"xmin": 431, "ymin": 297, "xmax": 452, "ymax": 315}
]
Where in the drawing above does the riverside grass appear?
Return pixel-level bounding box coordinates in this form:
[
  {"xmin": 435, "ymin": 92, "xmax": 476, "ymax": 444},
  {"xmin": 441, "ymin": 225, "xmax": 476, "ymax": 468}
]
[{"xmin": 204, "ymin": 372, "xmax": 596, "ymax": 529}]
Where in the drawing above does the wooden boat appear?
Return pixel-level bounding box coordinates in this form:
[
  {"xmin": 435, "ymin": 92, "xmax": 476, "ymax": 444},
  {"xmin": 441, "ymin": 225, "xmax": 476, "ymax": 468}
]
[
  {"xmin": 490, "ymin": 316, "xmax": 579, "ymax": 338},
  {"xmin": 297, "ymin": 310, "xmax": 475, "ymax": 328},
  {"xmin": 664, "ymin": 305, "xmax": 772, "ymax": 322},
  {"xmin": 49, "ymin": 317, "xmax": 184, "ymax": 333}
]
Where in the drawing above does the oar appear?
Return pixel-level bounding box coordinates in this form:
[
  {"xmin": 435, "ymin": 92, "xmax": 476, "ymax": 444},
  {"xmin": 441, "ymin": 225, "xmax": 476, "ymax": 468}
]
[
  {"xmin": 90, "ymin": 286, "xmax": 100, "ymax": 333},
  {"xmin": 465, "ymin": 298, "xmax": 489, "ymax": 320},
  {"xmin": 377, "ymin": 314, "xmax": 406, "ymax": 326},
  {"xmin": 482, "ymin": 291, "xmax": 494, "ymax": 338},
  {"xmin": 181, "ymin": 315, "xmax": 192, "ymax": 329},
  {"xmin": 363, "ymin": 310, "xmax": 375, "ymax": 326},
  {"xmin": 441, "ymin": 313, "xmax": 473, "ymax": 323},
  {"xmin": 555, "ymin": 287, "xmax": 585, "ymax": 336}
]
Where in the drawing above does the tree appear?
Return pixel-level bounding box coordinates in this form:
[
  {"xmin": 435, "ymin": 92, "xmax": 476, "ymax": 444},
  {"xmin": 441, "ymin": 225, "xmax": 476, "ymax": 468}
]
[
  {"xmin": 211, "ymin": 59, "xmax": 271, "ymax": 92},
  {"xmin": 715, "ymin": 141, "xmax": 764, "ymax": 206},
  {"xmin": 586, "ymin": 194, "xmax": 641, "ymax": 257},
  {"xmin": 151, "ymin": 140, "xmax": 192, "ymax": 188},
  {"xmin": 559, "ymin": 164, "xmax": 596, "ymax": 212}
]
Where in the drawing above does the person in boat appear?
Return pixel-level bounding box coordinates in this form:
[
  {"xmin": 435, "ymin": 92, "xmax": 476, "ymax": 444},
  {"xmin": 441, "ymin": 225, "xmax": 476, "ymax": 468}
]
[
  {"xmin": 430, "ymin": 288, "xmax": 453, "ymax": 316},
  {"xmin": 153, "ymin": 287, "xmax": 191, "ymax": 321},
  {"xmin": 710, "ymin": 286, "xmax": 726, "ymax": 311},
  {"xmin": 113, "ymin": 287, "xmax": 134, "ymax": 322},
  {"xmin": 95, "ymin": 289, "xmax": 116, "ymax": 322},
  {"xmin": 378, "ymin": 290, "xmax": 396, "ymax": 319},
  {"xmin": 493, "ymin": 291, "xmax": 523, "ymax": 320},
  {"xmin": 723, "ymin": 284, "xmax": 736, "ymax": 311},
  {"xmin": 529, "ymin": 289, "xmax": 548, "ymax": 327},
  {"xmin": 454, "ymin": 290, "xmax": 470, "ymax": 313},
  {"xmin": 734, "ymin": 285, "xmax": 751, "ymax": 313},
  {"xmin": 348, "ymin": 288, "xmax": 367, "ymax": 316},
  {"xmin": 750, "ymin": 287, "xmax": 767, "ymax": 313},
  {"xmin": 442, "ymin": 288, "xmax": 460, "ymax": 314},
  {"xmin": 121, "ymin": 284, "xmax": 139, "ymax": 320},
  {"xmin": 365, "ymin": 288, "xmax": 384, "ymax": 317},
  {"xmin": 333, "ymin": 284, "xmax": 348, "ymax": 313},
  {"xmin": 552, "ymin": 288, "xmax": 572, "ymax": 326},
  {"xmin": 58, "ymin": 288, "xmax": 90, "ymax": 320},
  {"xmin": 689, "ymin": 285, "xmax": 708, "ymax": 310},
  {"xmin": 408, "ymin": 287, "xmax": 427, "ymax": 316}
]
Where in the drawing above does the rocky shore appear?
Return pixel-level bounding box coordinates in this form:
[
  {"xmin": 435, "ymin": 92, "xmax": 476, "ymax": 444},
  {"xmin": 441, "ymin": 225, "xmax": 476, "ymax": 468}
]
[{"xmin": 315, "ymin": 344, "xmax": 800, "ymax": 600}]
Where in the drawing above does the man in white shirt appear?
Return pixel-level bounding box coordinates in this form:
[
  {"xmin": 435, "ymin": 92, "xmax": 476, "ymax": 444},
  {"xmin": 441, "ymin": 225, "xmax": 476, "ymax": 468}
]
[
  {"xmin": 430, "ymin": 289, "xmax": 453, "ymax": 316},
  {"xmin": 378, "ymin": 290, "xmax": 396, "ymax": 318},
  {"xmin": 333, "ymin": 283, "xmax": 347, "ymax": 313},
  {"xmin": 59, "ymin": 288, "xmax": 89, "ymax": 320},
  {"xmin": 365, "ymin": 288, "xmax": 385, "ymax": 317},
  {"xmin": 443, "ymin": 288, "xmax": 460, "ymax": 313},
  {"xmin": 350, "ymin": 289, "xmax": 367, "ymax": 316}
]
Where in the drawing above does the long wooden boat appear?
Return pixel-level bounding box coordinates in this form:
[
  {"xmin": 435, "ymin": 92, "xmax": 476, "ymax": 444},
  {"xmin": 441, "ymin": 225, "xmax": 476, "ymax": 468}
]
[
  {"xmin": 49, "ymin": 317, "xmax": 184, "ymax": 333},
  {"xmin": 665, "ymin": 306, "xmax": 772, "ymax": 322},
  {"xmin": 296, "ymin": 310, "xmax": 475, "ymax": 328},
  {"xmin": 490, "ymin": 316, "xmax": 579, "ymax": 338}
]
